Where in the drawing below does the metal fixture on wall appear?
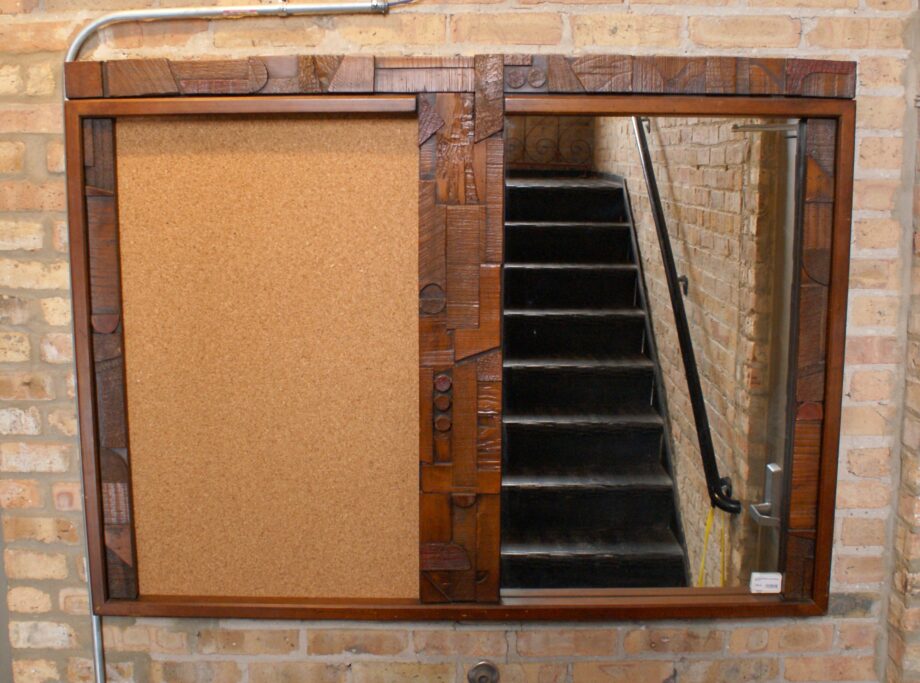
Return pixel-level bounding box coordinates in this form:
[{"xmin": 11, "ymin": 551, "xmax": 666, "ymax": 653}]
[{"xmin": 65, "ymin": 0, "xmax": 419, "ymax": 62}]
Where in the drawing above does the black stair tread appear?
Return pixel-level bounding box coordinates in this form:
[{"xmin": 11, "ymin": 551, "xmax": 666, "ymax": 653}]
[
  {"xmin": 505, "ymin": 263, "xmax": 637, "ymax": 271},
  {"xmin": 503, "ymin": 357, "xmax": 653, "ymax": 370},
  {"xmin": 507, "ymin": 177, "xmax": 624, "ymax": 190},
  {"xmin": 503, "ymin": 527, "xmax": 684, "ymax": 559},
  {"xmin": 504, "ymin": 413, "xmax": 663, "ymax": 428},
  {"xmin": 505, "ymin": 221, "xmax": 631, "ymax": 228},
  {"xmin": 504, "ymin": 308, "xmax": 644, "ymax": 317},
  {"xmin": 503, "ymin": 471, "xmax": 673, "ymax": 491}
]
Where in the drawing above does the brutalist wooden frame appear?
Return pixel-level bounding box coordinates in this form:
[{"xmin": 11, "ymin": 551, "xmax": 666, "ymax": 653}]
[{"xmin": 65, "ymin": 54, "xmax": 855, "ymax": 620}]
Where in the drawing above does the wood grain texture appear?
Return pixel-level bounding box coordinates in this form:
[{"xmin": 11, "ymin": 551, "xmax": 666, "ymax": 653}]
[
  {"xmin": 82, "ymin": 118, "xmax": 138, "ymax": 600},
  {"xmin": 418, "ymin": 78, "xmax": 503, "ymax": 603},
  {"xmin": 75, "ymin": 55, "xmax": 855, "ymax": 100},
  {"xmin": 474, "ymin": 55, "xmax": 504, "ymax": 142},
  {"xmin": 65, "ymin": 61, "xmax": 103, "ymax": 99},
  {"xmin": 782, "ymin": 117, "xmax": 841, "ymax": 604}
]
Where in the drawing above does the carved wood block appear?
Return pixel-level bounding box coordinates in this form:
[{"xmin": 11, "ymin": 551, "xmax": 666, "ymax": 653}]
[
  {"xmin": 737, "ymin": 58, "xmax": 786, "ymax": 96},
  {"xmin": 65, "ymin": 61, "xmax": 104, "ymax": 99},
  {"xmin": 418, "ymin": 94, "xmax": 446, "ymax": 145},
  {"xmin": 375, "ymin": 68, "xmax": 475, "ymax": 93},
  {"xmin": 546, "ymin": 55, "xmax": 585, "ymax": 93},
  {"xmin": 105, "ymin": 59, "xmax": 178, "ymax": 97},
  {"xmin": 474, "ymin": 55, "xmax": 504, "ymax": 142},
  {"xmin": 569, "ymin": 55, "xmax": 633, "ymax": 93},
  {"xmin": 784, "ymin": 531, "xmax": 816, "ymax": 601},
  {"xmin": 788, "ymin": 420, "xmax": 821, "ymax": 530},
  {"xmin": 633, "ymin": 57, "xmax": 706, "ymax": 95},
  {"xmin": 786, "ymin": 59, "xmax": 856, "ymax": 98},
  {"xmin": 504, "ymin": 55, "xmax": 548, "ymax": 93},
  {"xmin": 327, "ymin": 55, "xmax": 374, "ymax": 92},
  {"xmin": 171, "ymin": 58, "xmax": 268, "ymax": 94},
  {"xmin": 446, "ymin": 206, "xmax": 483, "ymax": 330},
  {"xmin": 434, "ymin": 94, "xmax": 476, "ymax": 204}
]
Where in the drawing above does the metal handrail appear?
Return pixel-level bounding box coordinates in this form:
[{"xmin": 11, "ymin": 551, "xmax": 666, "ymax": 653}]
[{"xmin": 630, "ymin": 116, "xmax": 741, "ymax": 514}]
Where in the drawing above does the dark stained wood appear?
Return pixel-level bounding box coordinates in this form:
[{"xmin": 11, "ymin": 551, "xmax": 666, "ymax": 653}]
[
  {"xmin": 546, "ymin": 55, "xmax": 584, "ymax": 93},
  {"xmin": 812, "ymin": 101, "xmax": 855, "ymax": 611},
  {"xmin": 377, "ymin": 56, "xmax": 474, "ymax": 69},
  {"xmin": 417, "ymin": 94, "xmax": 445, "ymax": 145},
  {"xmin": 483, "ymin": 136, "xmax": 503, "ymax": 264},
  {"xmin": 79, "ymin": 55, "xmax": 855, "ymax": 100},
  {"xmin": 97, "ymin": 591, "xmax": 821, "ymax": 620},
  {"xmin": 105, "ymin": 59, "xmax": 178, "ymax": 97},
  {"xmin": 787, "ymin": 419, "xmax": 821, "ymax": 530},
  {"xmin": 780, "ymin": 114, "xmax": 848, "ymax": 610},
  {"xmin": 506, "ymin": 94, "xmax": 855, "ymax": 118},
  {"xmin": 786, "ymin": 59, "xmax": 856, "ymax": 98},
  {"xmin": 737, "ymin": 58, "xmax": 787, "ymax": 96},
  {"xmin": 65, "ymin": 61, "xmax": 104, "ymax": 99},
  {"xmin": 445, "ymin": 205, "xmax": 482, "ymax": 329},
  {"xmin": 784, "ymin": 531, "xmax": 816, "ymax": 601},
  {"xmin": 504, "ymin": 55, "xmax": 548, "ymax": 94},
  {"xmin": 327, "ymin": 55, "xmax": 374, "ymax": 93},
  {"xmin": 474, "ymin": 55, "xmax": 504, "ymax": 142},
  {"xmin": 171, "ymin": 58, "xmax": 268, "ymax": 95},
  {"xmin": 416, "ymin": 78, "xmax": 502, "ymax": 604},
  {"xmin": 633, "ymin": 56, "xmax": 706, "ymax": 95},
  {"xmin": 66, "ymin": 102, "xmax": 108, "ymax": 611},
  {"xmin": 434, "ymin": 94, "xmax": 476, "ymax": 204},
  {"xmin": 72, "ymin": 96, "xmax": 416, "ymax": 117},
  {"xmin": 570, "ymin": 55, "xmax": 633, "ymax": 93},
  {"xmin": 376, "ymin": 67, "xmax": 475, "ymax": 93},
  {"xmin": 79, "ymin": 117, "xmax": 139, "ymax": 601}
]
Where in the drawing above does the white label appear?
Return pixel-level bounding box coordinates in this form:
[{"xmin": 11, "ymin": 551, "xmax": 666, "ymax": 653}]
[{"xmin": 750, "ymin": 572, "xmax": 783, "ymax": 594}]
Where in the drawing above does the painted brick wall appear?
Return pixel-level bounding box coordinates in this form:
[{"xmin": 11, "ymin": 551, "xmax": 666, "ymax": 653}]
[{"xmin": 0, "ymin": 1, "xmax": 917, "ymax": 682}]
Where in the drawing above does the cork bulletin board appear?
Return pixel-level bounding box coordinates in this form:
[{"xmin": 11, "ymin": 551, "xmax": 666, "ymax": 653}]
[{"xmin": 115, "ymin": 115, "xmax": 420, "ymax": 598}]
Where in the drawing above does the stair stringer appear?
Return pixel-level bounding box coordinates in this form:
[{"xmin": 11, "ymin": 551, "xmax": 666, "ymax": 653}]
[{"xmin": 616, "ymin": 173, "xmax": 692, "ymax": 586}]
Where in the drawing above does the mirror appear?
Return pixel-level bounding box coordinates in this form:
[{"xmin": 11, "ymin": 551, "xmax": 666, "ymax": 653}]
[{"xmin": 503, "ymin": 115, "xmax": 799, "ymax": 590}]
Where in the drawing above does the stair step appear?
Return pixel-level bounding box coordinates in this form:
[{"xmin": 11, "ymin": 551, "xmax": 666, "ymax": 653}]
[
  {"xmin": 504, "ymin": 310, "xmax": 647, "ymax": 359},
  {"xmin": 504, "ymin": 420, "xmax": 664, "ymax": 476},
  {"xmin": 503, "ymin": 414, "xmax": 663, "ymax": 428},
  {"xmin": 503, "ymin": 527, "xmax": 683, "ymax": 558},
  {"xmin": 504, "ymin": 265, "xmax": 638, "ymax": 310},
  {"xmin": 504, "ymin": 364, "xmax": 656, "ymax": 416},
  {"xmin": 501, "ymin": 528, "xmax": 686, "ymax": 589},
  {"xmin": 505, "ymin": 222, "xmax": 633, "ymax": 264},
  {"xmin": 507, "ymin": 178, "xmax": 628, "ymax": 223},
  {"xmin": 503, "ymin": 357, "xmax": 653, "ymax": 370},
  {"xmin": 503, "ymin": 471, "xmax": 673, "ymax": 491},
  {"xmin": 502, "ymin": 484, "xmax": 676, "ymax": 535},
  {"xmin": 506, "ymin": 177, "xmax": 624, "ymax": 190},
  {"xmin": 499, "ymin": 173, "xmax": 688, "ymax": 591}
]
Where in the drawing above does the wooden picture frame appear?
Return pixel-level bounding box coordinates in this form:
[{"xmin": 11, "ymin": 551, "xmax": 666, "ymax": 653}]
[{"xmin": 65, "ymin": 54, "xmax": 856, "ymax": 620}]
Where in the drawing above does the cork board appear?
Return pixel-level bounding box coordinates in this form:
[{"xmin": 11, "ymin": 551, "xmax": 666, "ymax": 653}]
[{"xmin": 115, "ymin": 115, "xmax": 419, "ymax": 598}]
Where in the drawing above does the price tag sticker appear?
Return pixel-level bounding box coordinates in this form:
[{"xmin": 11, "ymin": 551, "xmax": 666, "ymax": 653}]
[{"xmin": 750, "ymin": 572, "xmax": 783, "ymax": 594}]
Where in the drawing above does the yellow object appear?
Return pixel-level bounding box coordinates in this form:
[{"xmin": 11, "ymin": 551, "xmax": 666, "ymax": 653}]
[{"xmin": 697, "ymin": 506, "xmax": 726, "ymax": 587}]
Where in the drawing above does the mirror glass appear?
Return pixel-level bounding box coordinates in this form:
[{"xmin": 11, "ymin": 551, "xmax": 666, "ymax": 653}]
[{"xmin": 502, "ymin": 115, "xmax": 799, "ymax": 590}]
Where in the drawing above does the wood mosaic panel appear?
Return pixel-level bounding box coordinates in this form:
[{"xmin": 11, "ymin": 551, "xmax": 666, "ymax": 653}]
[{"xmin": 66, "ymin": 55, "xmax": 856, "ymax": 100}]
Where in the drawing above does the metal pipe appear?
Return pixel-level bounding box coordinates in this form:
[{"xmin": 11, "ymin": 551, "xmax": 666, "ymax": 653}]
[
  {"xmin": 65, "ymin": 0, "xmax": 389, "ymax": 62},
  {"xmin": 90, "ymin": 612, "xmax": 105, "ymax": 683}
]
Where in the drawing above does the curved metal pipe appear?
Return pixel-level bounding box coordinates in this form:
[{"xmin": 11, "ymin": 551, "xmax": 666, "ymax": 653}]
[{"xmin": 66, "ymin": 0, "xmax": 389, "ymax": 62}]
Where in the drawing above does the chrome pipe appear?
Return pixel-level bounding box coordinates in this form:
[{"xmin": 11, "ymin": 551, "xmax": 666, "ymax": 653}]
[
  {"xmin": 90, "ymin": 612, "xmax": 105, "ymax": 683},
  {"xmin": 65, "ymin": 0, "xmax": 389, "ymax": 62}
]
